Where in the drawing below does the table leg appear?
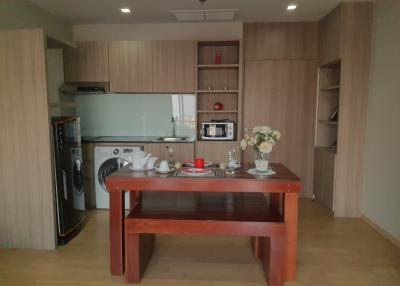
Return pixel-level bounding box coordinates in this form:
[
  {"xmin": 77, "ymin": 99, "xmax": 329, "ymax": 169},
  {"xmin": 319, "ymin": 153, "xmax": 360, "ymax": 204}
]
[
  {"xmin": 270, "ymin": 193, "xmax": 283, "ymax": 215},
  {"xmin": 130, "ymin": 191, "xmax": 141, "ymax": 210},
  {"xmin": 109, "ymin": 189, "xmax": 125, "ymax": 275},
  {"xmin": 284, "ymin": 192, "xmax": 299, "ymax": 281}
]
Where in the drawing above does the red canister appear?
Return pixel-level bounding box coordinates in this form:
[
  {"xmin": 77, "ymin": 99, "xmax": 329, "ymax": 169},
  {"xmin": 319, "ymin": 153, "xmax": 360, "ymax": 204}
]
[
  {"xmin": 194, "ymin": 158, "xmax": 205, "ymax": 169},
  {"xmin": 215, "ymin": 52, "xmax": 222, "ymax": 64}
]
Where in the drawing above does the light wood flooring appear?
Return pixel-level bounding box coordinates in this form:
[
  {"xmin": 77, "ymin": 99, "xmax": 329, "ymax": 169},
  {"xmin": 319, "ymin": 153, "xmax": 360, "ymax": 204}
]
[{"xmin": 0, "ymin": 199, "xmax": 399, "ymax": 286}]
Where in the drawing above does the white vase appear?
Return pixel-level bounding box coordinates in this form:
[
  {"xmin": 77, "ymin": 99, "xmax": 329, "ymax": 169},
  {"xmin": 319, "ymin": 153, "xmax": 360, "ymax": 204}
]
[{"xmin": 254, "ymin": 150, "xmax": 270, "ymax": 172}]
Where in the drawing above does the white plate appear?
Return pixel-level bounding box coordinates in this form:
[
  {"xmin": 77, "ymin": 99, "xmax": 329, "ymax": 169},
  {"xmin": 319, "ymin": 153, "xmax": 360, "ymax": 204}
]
[
  {"xmin": 129, "ymin": 166, "xmax": 155, "ymax": 171},
  {"xmin": 184, "ymin": 160, "xmax": 213, "ymax": 167},
  {"xmin": 246, "ymin": 168, "xmax": 276, "ymax": 176},
  {"xmin": 155, "ymin": 167, "xmax": 175, "ymax": 174},
  {"xmin": 180, "ymin": 168, "xmax": 213, "ymax": 176}
]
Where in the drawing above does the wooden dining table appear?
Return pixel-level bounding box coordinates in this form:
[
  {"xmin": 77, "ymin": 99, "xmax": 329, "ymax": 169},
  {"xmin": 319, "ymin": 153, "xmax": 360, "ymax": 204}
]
[{"xmin": 105, "ymin": 163, "xmax": 302, "ymax": 281}]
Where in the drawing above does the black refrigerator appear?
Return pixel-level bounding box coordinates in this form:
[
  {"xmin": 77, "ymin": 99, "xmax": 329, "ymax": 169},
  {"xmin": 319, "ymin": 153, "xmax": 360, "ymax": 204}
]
[{"xmin": 51, "ymin": 116, "xmax": 86, "ymax": 245}]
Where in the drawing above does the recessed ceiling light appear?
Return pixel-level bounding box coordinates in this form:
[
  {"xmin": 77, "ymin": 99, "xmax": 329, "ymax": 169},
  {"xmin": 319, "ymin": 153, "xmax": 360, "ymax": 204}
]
[
  {"xmin": 120, "ymin": 7, "xmax": 131, "ymax": 14},
  {"xmin": 287, "ymin": 4, "xmax": 297, "ymax": 11}
]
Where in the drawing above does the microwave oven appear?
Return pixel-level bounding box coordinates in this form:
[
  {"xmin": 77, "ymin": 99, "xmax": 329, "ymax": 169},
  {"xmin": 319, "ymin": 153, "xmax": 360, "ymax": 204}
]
[{"xmin": 201, "ymin": 122, "xmax": 235, "ymax": 141}]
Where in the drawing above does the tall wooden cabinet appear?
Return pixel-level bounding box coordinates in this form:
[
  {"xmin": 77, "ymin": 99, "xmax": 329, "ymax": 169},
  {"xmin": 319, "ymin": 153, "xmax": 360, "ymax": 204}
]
[
  {"xmin": 243, "ymin": 23, "xmax": 318, "ymax": 197},
  {"xmin": 314, "ymin": 2, "xmax": 372, "ymax": 217},
  {"xmin": 64, "ymin": 41, "xmax": 109, "ymax": 83},
  {"xmin": 0, "ymin": 29, "xmax": 57, "ymax": 250}
]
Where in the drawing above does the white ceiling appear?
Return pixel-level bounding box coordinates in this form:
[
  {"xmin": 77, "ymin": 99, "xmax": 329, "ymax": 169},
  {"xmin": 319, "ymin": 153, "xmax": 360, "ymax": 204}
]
[{"xmin": 25, "ymin": 0, "xmax": 364, "ymax": 25}]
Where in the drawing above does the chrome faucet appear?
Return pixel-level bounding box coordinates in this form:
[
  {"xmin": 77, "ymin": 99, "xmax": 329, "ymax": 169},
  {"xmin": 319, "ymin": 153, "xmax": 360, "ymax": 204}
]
[{"xmin": 171, "ymin": 116, "xmax": 176, "ymax": 137}]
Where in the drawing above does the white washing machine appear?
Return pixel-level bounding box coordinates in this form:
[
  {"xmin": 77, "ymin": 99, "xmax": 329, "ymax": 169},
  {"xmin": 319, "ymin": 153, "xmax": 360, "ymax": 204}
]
[{"xmin": 94, "ymin": 146, "xmax": 143, "ymax": 209}]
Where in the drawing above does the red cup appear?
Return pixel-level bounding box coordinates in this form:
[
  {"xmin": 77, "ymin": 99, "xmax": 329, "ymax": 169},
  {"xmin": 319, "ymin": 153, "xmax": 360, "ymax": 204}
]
[{"xmin": 194, "ymin": 158, "xmax": 205, "ymax": 169}]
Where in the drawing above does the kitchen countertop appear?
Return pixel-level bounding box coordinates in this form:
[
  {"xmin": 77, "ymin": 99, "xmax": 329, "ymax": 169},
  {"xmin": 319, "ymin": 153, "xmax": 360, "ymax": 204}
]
[{"xmin": 82, "ymin": 136, "xmax": 194, "ymax": 143}]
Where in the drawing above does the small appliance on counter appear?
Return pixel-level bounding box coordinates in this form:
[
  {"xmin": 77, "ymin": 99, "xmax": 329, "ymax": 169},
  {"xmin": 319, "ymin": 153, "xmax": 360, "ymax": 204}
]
[
  {"xmin": 200, "ymin": 119, "xmax": 236, "ymax": 141},
  {"xmin": 51, "ymin": 116, "xmax": 86, "ymax": 245}
]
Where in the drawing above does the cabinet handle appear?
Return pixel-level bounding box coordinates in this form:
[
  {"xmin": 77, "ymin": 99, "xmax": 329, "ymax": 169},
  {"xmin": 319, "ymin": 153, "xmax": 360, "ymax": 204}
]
[{"xmin": 62, "ymin": 169, "xmax": 68, "ymax": 200}]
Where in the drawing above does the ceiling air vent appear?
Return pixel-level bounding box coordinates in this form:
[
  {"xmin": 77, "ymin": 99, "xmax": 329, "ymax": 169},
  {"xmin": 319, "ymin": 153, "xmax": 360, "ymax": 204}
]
[{"xmin": 170, "ymin": 9, "xmax": 238, "ymax": 22}]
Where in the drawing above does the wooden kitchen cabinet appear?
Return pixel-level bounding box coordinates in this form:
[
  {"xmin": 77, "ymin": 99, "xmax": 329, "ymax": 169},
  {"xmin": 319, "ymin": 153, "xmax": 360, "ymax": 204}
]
[
  {"xmin": 244, "ymin": 23, "xmax": 318, "ymax": 61},
  {"xmin": 152, "ymin": 41, "xmax": 196, "ymax": 93},
  {"xmin": 109, "ymin": 41, "xmax": 153, "ymax": 92},
  {"xmin": 64, "ymin": 41, "xmax": 109, "ymax": 83},
  {"xmin": 318, "ymin": 5, "xmax": 341, "ymax": 66}
]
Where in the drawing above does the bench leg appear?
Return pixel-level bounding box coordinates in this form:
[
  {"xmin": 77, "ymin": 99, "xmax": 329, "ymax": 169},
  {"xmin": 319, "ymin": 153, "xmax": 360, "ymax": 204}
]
[
  {"xmin": 125, "ymin": 233, "xmax": 155, "ymax": 284},
  {"xmin": 125, "ymin": 233, "xmax": 140, "ymax": 283},
  {"xmin": 251, "ymin": 237, "xmax": 265, "ymax": 260},
  {"xmin": 264, "ymin": 230, "xmax": 286, "ymax": 286}
]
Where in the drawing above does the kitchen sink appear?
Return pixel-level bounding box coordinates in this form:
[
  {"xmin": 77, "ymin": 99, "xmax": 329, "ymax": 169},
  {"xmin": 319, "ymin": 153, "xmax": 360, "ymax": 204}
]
[{"xmin": 155, "ymin": 136, "xmax": 189, "ymax": 142}]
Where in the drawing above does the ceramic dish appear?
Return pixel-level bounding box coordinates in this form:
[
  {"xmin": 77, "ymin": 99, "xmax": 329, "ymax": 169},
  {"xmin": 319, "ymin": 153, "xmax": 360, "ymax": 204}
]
[
  {"xmin": 246, "ymin": 168, "xmax": 276, "ymax": 176},
  {"xmin": 180, "ymin": 168, "xmax": 213, "ymax": 176},
  {"xmin": 155, "ymin": 167, "xmax": 175, "ymax": 174}
]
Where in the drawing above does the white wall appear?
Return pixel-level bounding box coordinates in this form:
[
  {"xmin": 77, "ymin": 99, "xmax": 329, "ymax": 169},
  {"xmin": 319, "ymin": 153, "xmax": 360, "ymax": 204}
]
[
  {"xmin": 0, "ymin": 0, "xmax": 72, "ymax": 43},
  {"xmin": 362, "ymin": 0, "xmax": 400, "ymax": 242},
  {"xmin": 73, "ymin": 22, "xmax": 242, "ymax": 41}
]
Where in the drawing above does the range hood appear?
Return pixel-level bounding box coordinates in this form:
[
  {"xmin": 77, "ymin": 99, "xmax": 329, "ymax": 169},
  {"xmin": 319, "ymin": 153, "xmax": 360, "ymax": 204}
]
[{"xmin": 59, "ymin": 82, "xmax": 110, "ymax": 95}]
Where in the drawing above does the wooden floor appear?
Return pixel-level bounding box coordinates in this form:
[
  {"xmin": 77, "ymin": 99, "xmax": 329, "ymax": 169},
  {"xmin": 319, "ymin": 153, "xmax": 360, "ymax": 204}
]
[{"xmin": 0, "ymin": 199, "xmax": 399, "ymax": 286}]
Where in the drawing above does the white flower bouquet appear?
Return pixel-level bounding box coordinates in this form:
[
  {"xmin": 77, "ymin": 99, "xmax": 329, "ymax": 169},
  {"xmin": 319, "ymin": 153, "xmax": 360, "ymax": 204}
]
[
  {"xmin": 240, "ymin": 126, "xmax": 281, "ymax": 153},
  {"xmin": 240, "ymin": 126, "xmax": 281, "ymax": 172}
]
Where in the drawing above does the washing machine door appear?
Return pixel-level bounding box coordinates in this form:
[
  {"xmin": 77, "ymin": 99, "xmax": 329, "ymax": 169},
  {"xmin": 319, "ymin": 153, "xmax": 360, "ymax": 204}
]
[{"xmin": 98, "ymin": 158, "xmax": 129, "ymax": 191}]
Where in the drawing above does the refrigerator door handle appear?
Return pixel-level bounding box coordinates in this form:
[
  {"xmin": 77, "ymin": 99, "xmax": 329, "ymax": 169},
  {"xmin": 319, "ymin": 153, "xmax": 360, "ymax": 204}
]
[{"xmin": 62, "ymin": 169, "xmax": 68, "ymax": 200}]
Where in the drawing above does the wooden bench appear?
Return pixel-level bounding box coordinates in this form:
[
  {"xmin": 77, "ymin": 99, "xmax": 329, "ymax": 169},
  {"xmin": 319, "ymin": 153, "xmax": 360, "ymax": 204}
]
[{"xmin": 124, "ymin": 192, "xmax": 286, "ymax": 286}]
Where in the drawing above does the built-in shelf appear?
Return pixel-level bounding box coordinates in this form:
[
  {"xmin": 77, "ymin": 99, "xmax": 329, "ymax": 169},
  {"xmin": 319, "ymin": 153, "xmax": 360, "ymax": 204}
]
[
  {"xmin": 196, "ymin": 40, "xmax": 241, "ymax": 142},
  {"xmin": 197, "ymin": 110, "xmax": 238, "ymax": 113},
  {"xmin": 197, "ymin": 90, "xmax": 239, "ymax": 93},
  {"xmin": 318, "ymin": 146, "xmax": 336, "ymax": 155},
  {"xmin": 320, "ymin": 59, "xmax": 341, "ymax": 69},
  {"xmin": 320, "ymin": 85, "xmax": 340, "ymax": 91},
  {"xmin": 319, "ymin": 120, "xmax": 338, "ymax": 126},
  {"xmin": 197, "ymin": 64, "xmax": 239, "ymax": 69}
]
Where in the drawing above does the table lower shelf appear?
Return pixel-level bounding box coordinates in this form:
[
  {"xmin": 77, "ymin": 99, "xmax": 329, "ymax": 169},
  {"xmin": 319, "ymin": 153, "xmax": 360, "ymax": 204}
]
[{"xmin": 128, "ymin": 192, "xmax": 283, "ymax": 223}]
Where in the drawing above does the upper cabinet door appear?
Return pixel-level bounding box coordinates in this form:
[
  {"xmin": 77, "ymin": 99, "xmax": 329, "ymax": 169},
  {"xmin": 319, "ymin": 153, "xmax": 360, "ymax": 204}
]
[
  {"xmin": 64, "ymin": 41, "xmax": 109, "ymax": 83},
  {"xmin": 318, "ymin": 5, "xmax": 341, "ymax": 66},
  {"xmin": 152, "ymin": 41, "xmax": 196, "ymax": 93},
  {"xmin": 109, "ymin": 41, "xmax": 153, "ymax": 93}
]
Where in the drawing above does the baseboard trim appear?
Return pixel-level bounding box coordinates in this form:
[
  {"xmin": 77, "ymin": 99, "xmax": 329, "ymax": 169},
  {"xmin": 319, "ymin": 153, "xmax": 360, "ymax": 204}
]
[{"xmin": 362, "ymin": 215, "xmax": 400, "ymax": 248}]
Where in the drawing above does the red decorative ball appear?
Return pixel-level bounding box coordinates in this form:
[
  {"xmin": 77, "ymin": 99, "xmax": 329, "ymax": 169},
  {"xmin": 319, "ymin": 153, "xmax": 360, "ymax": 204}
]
[{"xmin": 213, "ymin": 102, "xmax": 223, "ymax": 110}]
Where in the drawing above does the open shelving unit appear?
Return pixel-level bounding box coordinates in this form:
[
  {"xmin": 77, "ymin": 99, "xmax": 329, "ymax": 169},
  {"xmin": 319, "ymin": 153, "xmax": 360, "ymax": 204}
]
[
  {"xmin": 315, "ymin": 60, "xmax": 341, "ymax": 153},
  {"xmin": 196, "ymin": 41, "xmax": 242, "ymax": 142},
  {"xmin": 197, "ymin": 90, "xmax": 239, "ymax": 93},
  {"xmin": 194, "ymin": 41, "xmax": 243, "ymax": 163},
  {"xmin": 313, "ymin": 60, "xmax": 341, "ymax": 211},
  {"xmin": 197, "ymin": 64, "xmax": 240, "ymax": 69}
]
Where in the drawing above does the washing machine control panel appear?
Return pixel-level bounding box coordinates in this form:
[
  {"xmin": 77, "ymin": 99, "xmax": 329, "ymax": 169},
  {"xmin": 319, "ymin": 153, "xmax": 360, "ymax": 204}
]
[{"xmin": 95, "ymin": 146, "xmax": 144, "ymax": 157}]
